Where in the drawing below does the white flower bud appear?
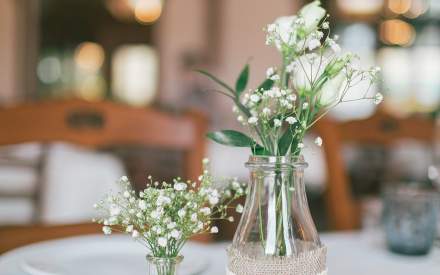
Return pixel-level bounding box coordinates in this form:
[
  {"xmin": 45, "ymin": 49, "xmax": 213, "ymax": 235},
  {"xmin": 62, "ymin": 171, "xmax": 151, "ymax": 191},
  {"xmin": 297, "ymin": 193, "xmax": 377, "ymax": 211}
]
[
  {"xmin": 210, "ymin": 226, "xmax": 219, "ymax": 234},
  {"xmin": 319, "ymin": 72, "xmax": 346, "ymax": 106},
  {"xmin": 299, "ymin": 0, "xmax": 326, "ymax": 34}
]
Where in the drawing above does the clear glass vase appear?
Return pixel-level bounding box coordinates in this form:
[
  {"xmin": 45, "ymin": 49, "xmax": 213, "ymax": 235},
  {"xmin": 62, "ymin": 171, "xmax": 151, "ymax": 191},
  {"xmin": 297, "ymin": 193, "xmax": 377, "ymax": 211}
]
[
  {"xmin": 147, "ymin": 255, "xmax": 183, "ymax": 275},
  {"xmin": 228, "ymin": 155, "xmax": 326, "ymax": 275}
]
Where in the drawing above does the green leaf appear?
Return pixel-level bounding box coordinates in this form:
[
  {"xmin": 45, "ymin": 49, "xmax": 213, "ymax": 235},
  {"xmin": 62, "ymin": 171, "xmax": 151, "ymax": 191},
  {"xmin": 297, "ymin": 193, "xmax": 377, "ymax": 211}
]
[
  {"xmin": 253, "ymin": 144, "xmax": 270, "ymax": 156},
  {"xmin": 206, "ymin": 130, "xmax": 255, "ymax": 147},
  {"xmin": 235, "ymin": 64, "xmax": 249, "ymax": 95},
  {"xmin": 195, "ymin": 69, "xmax": 235, "ymax": 94},
  {"xmin": 278, "ymin": 128, "xmax": 295, "ymax": 155},
  {"xmin": 257, "ymin": 78, "xmax": 274, "ymax": 91}
]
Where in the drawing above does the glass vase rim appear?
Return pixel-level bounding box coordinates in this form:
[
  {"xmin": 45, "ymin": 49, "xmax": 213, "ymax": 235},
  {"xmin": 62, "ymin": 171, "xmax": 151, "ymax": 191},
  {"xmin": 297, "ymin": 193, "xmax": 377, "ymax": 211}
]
[
  {"xmin": 146, "ymin": 254, "xmax": 184, "ymax": 263},
  {"xmin": 246, "ymin": 154, "xmax": 308, "ymax": 169}
]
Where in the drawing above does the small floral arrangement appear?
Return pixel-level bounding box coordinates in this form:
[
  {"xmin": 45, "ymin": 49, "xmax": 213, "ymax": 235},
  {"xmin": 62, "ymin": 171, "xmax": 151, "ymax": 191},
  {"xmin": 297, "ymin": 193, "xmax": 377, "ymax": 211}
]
[
  {"xmin": 94, "ymin": 159, "xmax": 245, "ymax": 258},
  {"xmin": 198, "ymin": 0, "xmax": 383, "ymax": 156}
]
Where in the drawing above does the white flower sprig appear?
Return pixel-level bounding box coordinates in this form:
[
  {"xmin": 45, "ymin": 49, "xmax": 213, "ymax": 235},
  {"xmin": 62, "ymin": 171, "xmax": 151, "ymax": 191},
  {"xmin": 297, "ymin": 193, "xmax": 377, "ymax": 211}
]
[
  {"xmin": 94, "ymin": 160, "xmax": 245, "ymax": 258},
  {"xmin": 198, "ymin": 0, "xmax": 384, "ymax": 157}
]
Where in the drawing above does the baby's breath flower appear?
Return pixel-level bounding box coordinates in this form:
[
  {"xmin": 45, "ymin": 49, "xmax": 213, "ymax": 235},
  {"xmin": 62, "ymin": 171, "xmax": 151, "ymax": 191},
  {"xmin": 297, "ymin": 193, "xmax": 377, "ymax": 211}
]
[
  {"xmin": 308, "ymin": 38, "xmax": 321, "ymax": 51},
  {"xmin": 138, "ymin": 200, "xmax": 147, "ymax": 210},
  {"xmin": 314, "ymin": 136, "xmax": 323, "ymax": 147},
  {"xmin": 374, "ymin": 93, "xmax": 384, "ymax": 105},
  {"xmin": 266, "ymin": 67, "xmax": 276, "ymax": 78},
  {"xmin": 228, "ymin": 216, "xmax": 235, "ymax": 222},
  {"xmin": 191, "ymin": 213, "xmax": 198, "ymax": 222},
  {"xmin": 285, "ymin": 116, "xmax": 297, "ymax": 125},
  {"xmin": 170, "ymin": 229, "xmax": 181, "ymax": 239},
  {"xmin": 150, "ymin": 210, "xmax": 161, "ymax": 219},
  {"xmin": 250, "ymin": 94, "xmax": 261, "ymax": 103},
  {"xmin": 110, "ymin": 205, "xmax": 121, "ymax": 216},
  {"xmin": 178, "ymin": 209, "xmax": 186, "ymax": 218},
  {"xmin": 132, "ymin": 230, "xmax": 140, "ymax": 238},
  {"xmin": 200, "ymin": 207, "xmax": 211, "ymax": 215},
  {"xmin": 273, "ymin": 119, "xmax": 282, "ymax": 127},
  {"xmin": 262, "ymin": 107, "xmax": 271, "ymax": 116},
  {"xmin": 173, "ymin": 182, "xmax": 187, "ymax": 191},
  {"xmin": 236, "ymin": 204, "xmax": 244, "ymax": 213},
  {"xmin": 96, "ymin": 165, "xmax": 246, "ymax": 258},
  {"xmin": 102, "ymin": 226, "xmax": 112, "ymax": 235},
  {"xmin": 248, "ymin": 116, "xmax": 258, "ymax": 125},
  {"xmin": 210, "ymin": 226, "xmax": 219, "ymax": 234},
  {"xmin": 157, "ymin": 237, "xmax": 168, "ymax": 247}
]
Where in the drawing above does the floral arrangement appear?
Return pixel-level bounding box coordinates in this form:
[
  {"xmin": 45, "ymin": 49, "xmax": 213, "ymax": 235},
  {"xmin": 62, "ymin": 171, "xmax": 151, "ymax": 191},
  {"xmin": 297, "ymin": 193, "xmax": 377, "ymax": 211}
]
[
  {"xmin": 94, "ymin": 159, "xmax": 245, "ymax": 258},
  {"xmin": 198, "ymin": 0, "xmax": 383, "ymax": 156},
  {"xmin": 197, "ymin": 0, "xmax": 384, "ymax": 259}
]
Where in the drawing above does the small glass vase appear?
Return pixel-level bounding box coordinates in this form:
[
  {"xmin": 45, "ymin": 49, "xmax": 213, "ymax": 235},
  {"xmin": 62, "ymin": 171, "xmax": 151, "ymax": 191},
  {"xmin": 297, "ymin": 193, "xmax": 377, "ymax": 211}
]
[
  {"xmin": 147, "ymin": 255, "xmax": 183, "ymax": 275},
  {"xmin": 383, "ymin": 186, "xmax": 438, "ymax": 255},
  {"xmin": 227, "ymin": 155, "xmax": 326, "ymax": 275}
]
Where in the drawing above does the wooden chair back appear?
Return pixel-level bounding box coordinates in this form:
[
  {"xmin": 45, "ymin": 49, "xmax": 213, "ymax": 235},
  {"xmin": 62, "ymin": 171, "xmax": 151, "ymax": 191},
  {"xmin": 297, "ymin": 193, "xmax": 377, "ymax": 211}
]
[
  {"xmin": 0, "ymin": 99, "xmax": 208, "ymax": 253},
  {"xmin": 0, "ymin": 99, "xmax": 207, "ymax": 181},
  {"xmin": 314, "ymin": 110, "xmax": 436, "ymax": 230}
]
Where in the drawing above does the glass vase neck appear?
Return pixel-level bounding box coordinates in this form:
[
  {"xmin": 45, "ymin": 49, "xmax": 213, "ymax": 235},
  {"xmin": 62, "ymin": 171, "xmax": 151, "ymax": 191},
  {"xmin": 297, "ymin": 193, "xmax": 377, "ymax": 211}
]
[{"xmin": 246, "ymin": 155, "xmax": 308, "ymax": 170}]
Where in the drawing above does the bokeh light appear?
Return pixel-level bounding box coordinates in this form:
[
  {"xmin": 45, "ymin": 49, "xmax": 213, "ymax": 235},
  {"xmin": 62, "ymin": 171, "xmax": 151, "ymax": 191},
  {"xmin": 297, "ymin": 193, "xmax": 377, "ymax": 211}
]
[
  {"xmin": 337, "ymin": 0, "xmax": 383, "ymax": 15},
  {"xmin": 112, "ymin": 45, "xmax": 159, "ymax": 106},
  {"xmin": 380, "ymin": 19, "xmax": 415, "ymax": 46},
  {"xmin": 74, "ymin": 42, "xmax": 105, "ymax": 73},
  {"xmin": 388, "ymin": 0, "xmax": 412, "ymax": 14},
  {"xmin": 404, "ymin": 0, "xmax": 429, "ymax": 18},
  {"xmin": 134, "ymin": 0, "xmax": 162, "ymax": 24},
  {"xmin": 37, "ymin": 56, "xmax": 62, "ymax": 84}
]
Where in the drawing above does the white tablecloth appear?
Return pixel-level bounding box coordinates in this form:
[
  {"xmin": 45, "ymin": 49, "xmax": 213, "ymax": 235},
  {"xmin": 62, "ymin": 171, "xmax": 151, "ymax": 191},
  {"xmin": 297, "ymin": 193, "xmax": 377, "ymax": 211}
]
[{"xmin": 0, "ymin": 231, "xmax": 439, "ymax": 275}]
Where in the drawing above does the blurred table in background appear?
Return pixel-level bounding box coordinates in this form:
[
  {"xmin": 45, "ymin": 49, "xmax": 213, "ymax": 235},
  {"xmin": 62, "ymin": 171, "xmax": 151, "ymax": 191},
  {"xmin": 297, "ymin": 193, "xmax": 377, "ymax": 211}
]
[{"xmin": 0, "ymin": 230, "xmax": 438, "ymax": 275}]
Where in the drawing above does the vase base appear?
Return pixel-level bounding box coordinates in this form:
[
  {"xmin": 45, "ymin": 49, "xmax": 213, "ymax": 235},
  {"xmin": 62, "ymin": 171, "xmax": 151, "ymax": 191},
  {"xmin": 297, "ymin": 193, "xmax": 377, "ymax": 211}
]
[{"xmin": 226, "ymin": 243, "xmax": 327, "ymax": 275}]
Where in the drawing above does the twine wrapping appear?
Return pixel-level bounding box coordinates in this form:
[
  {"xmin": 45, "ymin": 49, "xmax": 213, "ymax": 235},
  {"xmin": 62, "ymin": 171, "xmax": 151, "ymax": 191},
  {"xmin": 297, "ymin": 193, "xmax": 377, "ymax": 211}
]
[{"xmin": 227, "ymin": 243, "xmax": 327, "ymax": 275}]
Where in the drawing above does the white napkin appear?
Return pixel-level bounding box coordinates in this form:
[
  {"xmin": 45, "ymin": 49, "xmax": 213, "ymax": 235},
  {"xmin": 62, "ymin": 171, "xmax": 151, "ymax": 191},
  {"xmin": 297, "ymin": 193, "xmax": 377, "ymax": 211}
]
[{"xmin": 40, "ymin": 143, "xmax": 126, "ymax": 224}]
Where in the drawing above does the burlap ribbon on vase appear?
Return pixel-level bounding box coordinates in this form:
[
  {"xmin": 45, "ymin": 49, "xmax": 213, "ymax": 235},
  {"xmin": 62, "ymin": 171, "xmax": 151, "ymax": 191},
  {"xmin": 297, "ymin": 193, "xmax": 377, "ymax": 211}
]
[{"xmin": 227, "ymin": 244, "xmax": 327, "ymax": 275}]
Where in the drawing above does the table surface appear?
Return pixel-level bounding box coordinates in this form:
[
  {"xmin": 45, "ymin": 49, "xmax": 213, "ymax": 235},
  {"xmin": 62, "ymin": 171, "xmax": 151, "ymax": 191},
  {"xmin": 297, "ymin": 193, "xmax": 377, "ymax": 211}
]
[{"xmin": 0, "ymin": 230, "xmax": 439, "ymax": 275}]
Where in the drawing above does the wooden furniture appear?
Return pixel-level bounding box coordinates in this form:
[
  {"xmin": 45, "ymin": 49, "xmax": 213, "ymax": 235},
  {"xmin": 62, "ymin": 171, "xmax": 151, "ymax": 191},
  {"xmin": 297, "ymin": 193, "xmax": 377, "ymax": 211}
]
[
  {"xmin": 314, "ymin": 110, "xmax": 436, "ymax": 230},
  {"xmin": 0, "ymin": 99, "xmax": 208, "ymax": 253}
]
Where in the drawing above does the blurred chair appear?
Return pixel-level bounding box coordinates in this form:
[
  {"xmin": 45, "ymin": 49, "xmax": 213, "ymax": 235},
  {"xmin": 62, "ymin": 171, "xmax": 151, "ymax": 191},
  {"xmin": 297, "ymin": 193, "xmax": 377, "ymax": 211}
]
[
  {"xmin": 0, "ymin": 99, "xmax": 207, "ymax": 253},
  {"xmin": 314, "ymin": 110, "xmax": 436, "ymax": 231}
]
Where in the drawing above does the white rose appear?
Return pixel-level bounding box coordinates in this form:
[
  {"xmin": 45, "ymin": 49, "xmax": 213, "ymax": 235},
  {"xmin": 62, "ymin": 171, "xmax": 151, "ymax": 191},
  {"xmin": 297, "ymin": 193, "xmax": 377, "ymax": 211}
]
[
  {"xmin": 292, "ymin": 61, "xmax": 312, "ymax": 93},
  {"xmin": 319, "ymin": 72, "xmax": 346, "ymax": 106},
  {"xmin": 275, "ymin": 16, "xmax": 296, "ymax": 43},
  {"xmin": 299, "ymin": 0, "xmax": 326, "ymax": 34}
]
